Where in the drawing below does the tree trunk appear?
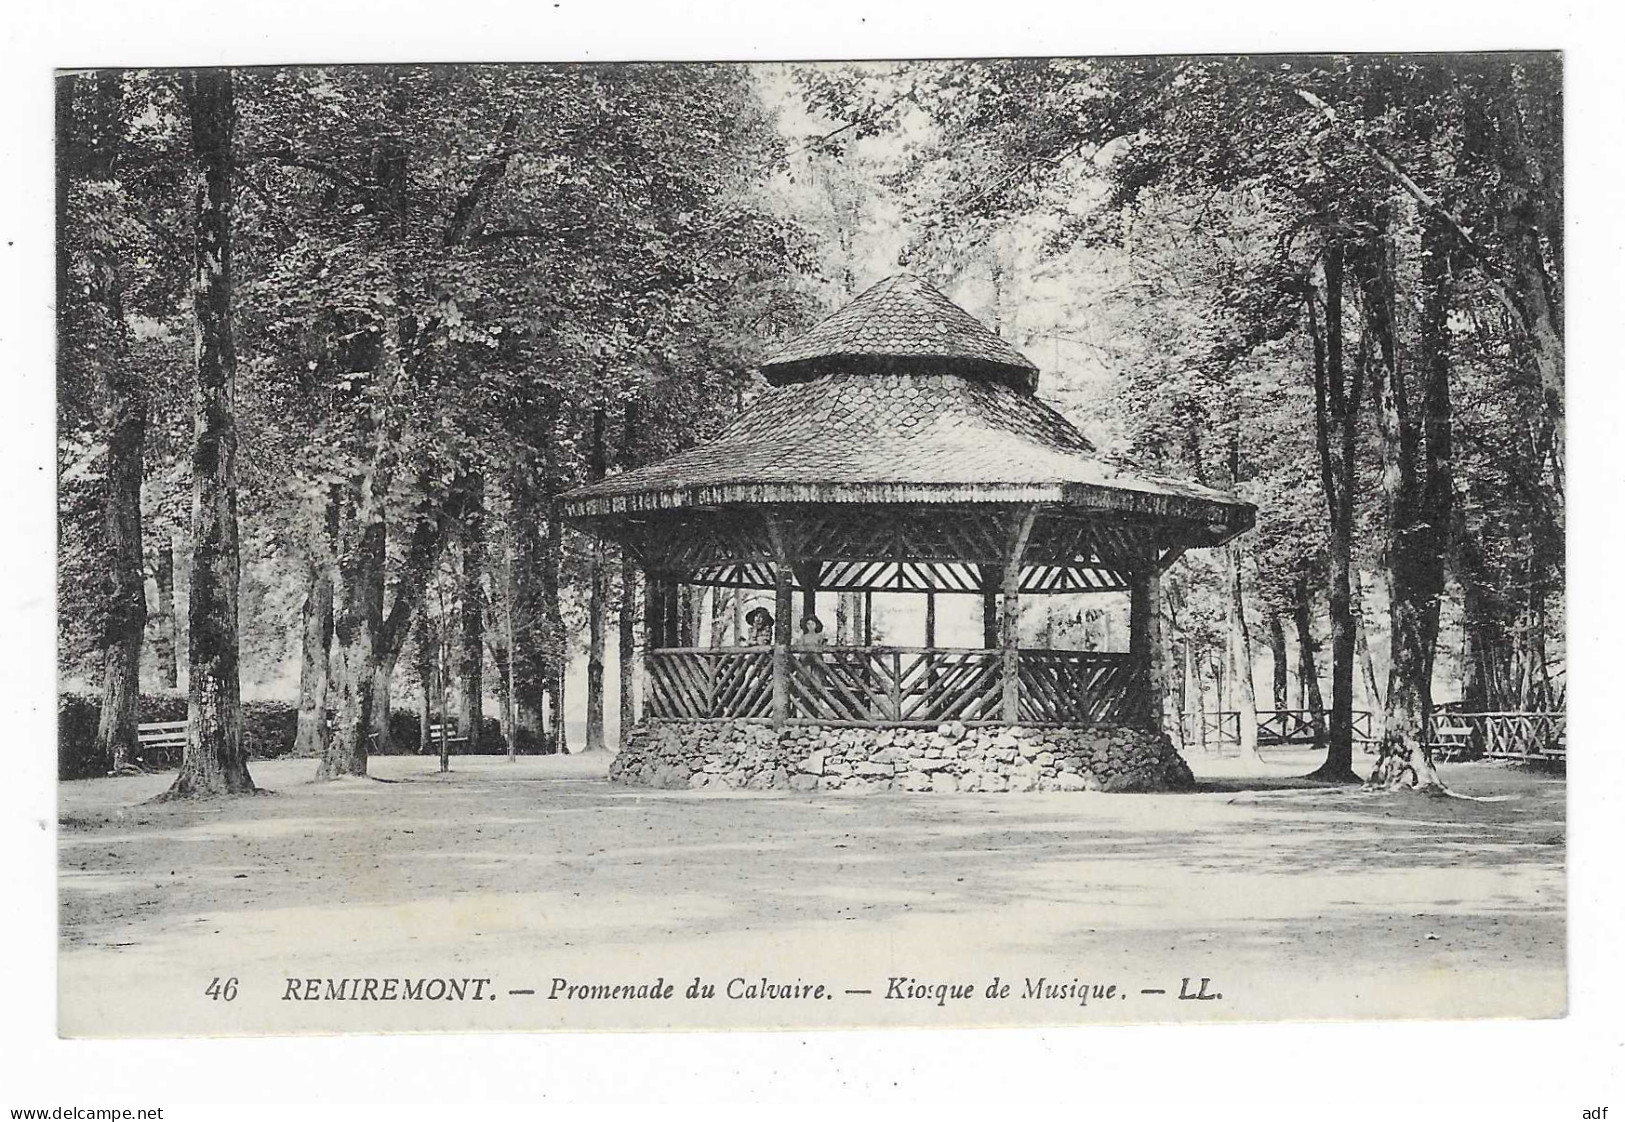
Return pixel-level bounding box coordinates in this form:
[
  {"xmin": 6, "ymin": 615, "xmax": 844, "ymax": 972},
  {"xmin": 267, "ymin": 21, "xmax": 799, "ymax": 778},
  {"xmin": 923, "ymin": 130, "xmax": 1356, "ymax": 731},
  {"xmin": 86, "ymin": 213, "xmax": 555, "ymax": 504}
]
[
  {"xmin": 981, "ymin": 567, "xmax": 1002, "ymax": 650},
  {"xmin": 710, "ymin": 589, "xmax": 730, "ymax": 648},
  {"xmin": 618, "ymin": 552, "xmax": 637, "ymax": 748},
  {"xmin": 1356, "ymin": 599, "xmax": 1384, "ymax": 714},
  {"xmin": 322, "ymin": 492, "xmax": 384, "ymax": 779},
  {"xmin": 457, "ymin": 471, "xmax": 485, "ymax": 754},
  {"xmin": 1226, "ymin": 541, "xmax": 1262, "ymax": 765},
  {"xmin": 1369, "ymin": 209, "xmax": 1454, "ymax": 792},
  {"xmin": 417, "ymin": 619, "xmax": 433, "ymax": 754},
  {"xmin": 1267, "ymin": 615, "xmax": 1289, "ymax": 711},
  {"xmin": 1495, "ymin": 85, "xmax": 1565, "ymax": 478},
  {"xmin": 584, "ymin": 408, "xmax": 608, "ymax": 751},
  {"xmin": 542, "ymin": 509, "xmax": 567, "ymax": 755},
  {"xmin": 1187, "ymin": 640, "xmax": 1207, "ymax": 754},
  {"xmin": 1305, "ymin": 241, "xmax": 1363, "ymax": 783},
  {"xmin": 166, "ymin": 68, "xmax": 254, "ymax": 797},
  {"xmin": 370, "ymin": 654, "xmax": 399, "ymax": 753},
  {"xmin": 152, "ymin": 541, "xmax": 178, "ymax": 689},
  {"xmin": 172, "ymin": 525, "xmax": 190, "ymax": 691},
  {"xmin": 503, "ymin": 538, "xmax": 519, "ymax": 760},
  {"xmin": 315, "ymin": 80, "xmax": 415, "ymax": 781},
  {"xmin": 1166, "ymin": 631, "xmax": 1186, "ymax": 751},
  {"xmin": 437, "ymin": 631, "xmax": 451, "ymax": 774},
  {"xmin": 1292, "ymin": 577, "xmax": 1329, "ymax": 748},
  {"xmin": 293, "ymin": 510, "xmax": 335, "ymax": 758},
  {"xmin": 82, "ymin": 72, "xmax": 147, "ymax": 776}
]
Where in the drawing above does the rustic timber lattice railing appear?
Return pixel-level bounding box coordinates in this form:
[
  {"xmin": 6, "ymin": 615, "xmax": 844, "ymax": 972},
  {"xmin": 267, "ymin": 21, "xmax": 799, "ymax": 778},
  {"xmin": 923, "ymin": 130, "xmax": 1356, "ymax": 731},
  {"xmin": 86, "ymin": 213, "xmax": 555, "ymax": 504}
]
[
  {"xmin": 1179, "ymin": 709, "xmax": 1375, "ymax": 751},
  {"xmin": 644, "ymin": 646, "xmax": 1144, "ymax": 727},
  {"xmin": 1425, "ymin": 711, "xmax": 1566, "ymax": 760}
]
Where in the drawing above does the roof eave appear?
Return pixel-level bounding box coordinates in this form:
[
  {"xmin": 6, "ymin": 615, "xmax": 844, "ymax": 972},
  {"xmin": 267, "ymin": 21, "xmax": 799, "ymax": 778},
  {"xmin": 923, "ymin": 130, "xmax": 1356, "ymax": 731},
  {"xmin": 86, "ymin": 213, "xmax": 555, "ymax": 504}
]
[{"xmin": 560, "ymin": 479, "xmax": 1255, "ymax": 534}]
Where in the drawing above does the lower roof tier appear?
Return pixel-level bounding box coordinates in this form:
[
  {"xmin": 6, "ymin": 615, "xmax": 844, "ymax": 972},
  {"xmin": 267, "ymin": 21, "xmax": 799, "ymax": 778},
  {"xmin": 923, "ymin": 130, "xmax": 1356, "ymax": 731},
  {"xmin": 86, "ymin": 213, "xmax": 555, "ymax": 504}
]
[
  {"xmin": 568, "ymin": 500, "xmax": 1250, "ymax": 589},
  {"xmin": 560, "ymin": 369, "xmax": 1255, "ymax": 534}
]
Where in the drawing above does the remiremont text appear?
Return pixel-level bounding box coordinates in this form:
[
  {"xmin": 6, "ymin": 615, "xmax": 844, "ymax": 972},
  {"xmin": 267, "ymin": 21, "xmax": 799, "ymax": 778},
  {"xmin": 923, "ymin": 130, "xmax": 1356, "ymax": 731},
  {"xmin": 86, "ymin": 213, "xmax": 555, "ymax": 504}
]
[{"xmin": 281, "ymin": 978, "xmax": 495, "ymax": 1001}]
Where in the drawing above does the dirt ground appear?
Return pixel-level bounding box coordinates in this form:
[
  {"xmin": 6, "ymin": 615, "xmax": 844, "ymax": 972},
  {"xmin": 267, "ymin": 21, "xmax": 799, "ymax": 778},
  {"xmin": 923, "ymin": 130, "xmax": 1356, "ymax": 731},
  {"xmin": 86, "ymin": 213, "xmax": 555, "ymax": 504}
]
[{"xmin": 57, "ymin": 746, "xmax": 1566, "ymax": 1035}]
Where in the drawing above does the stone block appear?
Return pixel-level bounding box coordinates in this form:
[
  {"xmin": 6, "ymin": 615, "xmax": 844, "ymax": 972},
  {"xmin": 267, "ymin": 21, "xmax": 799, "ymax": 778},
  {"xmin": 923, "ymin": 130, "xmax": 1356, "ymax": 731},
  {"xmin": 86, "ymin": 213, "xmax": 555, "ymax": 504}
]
[{"xmin": 651, "ymin": 764, "xmax": 693, "ymax": 790}]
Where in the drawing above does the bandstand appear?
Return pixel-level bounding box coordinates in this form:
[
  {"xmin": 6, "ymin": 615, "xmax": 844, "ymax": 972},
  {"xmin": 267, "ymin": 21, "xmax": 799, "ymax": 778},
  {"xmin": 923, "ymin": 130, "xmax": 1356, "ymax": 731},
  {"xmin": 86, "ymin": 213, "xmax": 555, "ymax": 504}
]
[{"xmin": 560, "ymin": 274, "xmax": 1255, "ymax": 792}]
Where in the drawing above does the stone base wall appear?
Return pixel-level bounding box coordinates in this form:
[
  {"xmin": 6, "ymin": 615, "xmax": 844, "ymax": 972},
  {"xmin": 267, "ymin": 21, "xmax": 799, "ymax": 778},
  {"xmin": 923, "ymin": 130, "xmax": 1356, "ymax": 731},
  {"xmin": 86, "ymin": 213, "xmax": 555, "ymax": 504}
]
[{"xmin": 609, "ymin": 720, "xmax": 1196, "ymax": 793}]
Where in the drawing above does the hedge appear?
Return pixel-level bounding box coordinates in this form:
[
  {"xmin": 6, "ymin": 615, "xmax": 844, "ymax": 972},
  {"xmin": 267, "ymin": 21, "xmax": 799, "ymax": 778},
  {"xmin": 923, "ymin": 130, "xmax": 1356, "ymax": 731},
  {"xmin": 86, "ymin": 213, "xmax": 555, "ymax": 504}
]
[
  {"xmin": 59, "ymin": 694, "xmax": 549, "ymax": 779},
  {"xmin": 58, "ymin": 691, "xmax": 300, "ymax": 780}
]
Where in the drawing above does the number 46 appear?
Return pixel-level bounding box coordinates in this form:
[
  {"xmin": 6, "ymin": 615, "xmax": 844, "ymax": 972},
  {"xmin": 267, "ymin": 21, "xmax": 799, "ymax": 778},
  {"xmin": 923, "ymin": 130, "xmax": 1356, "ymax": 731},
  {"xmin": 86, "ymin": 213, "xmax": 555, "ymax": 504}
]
[{"xmin": 205, "ymin": 976, "xmax": 239, "ymax": 1001}]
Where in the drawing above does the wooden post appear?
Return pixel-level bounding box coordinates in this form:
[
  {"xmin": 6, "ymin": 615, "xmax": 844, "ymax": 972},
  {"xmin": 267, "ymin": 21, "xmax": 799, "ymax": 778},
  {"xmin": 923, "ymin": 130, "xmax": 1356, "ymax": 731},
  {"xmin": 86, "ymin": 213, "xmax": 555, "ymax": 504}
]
[
  {"xmin": 644, "ymin": 578, "xmax": 658, "ymax": 650},
  {"xmin": 863, "ymin": 590, "xmax": 873, "ymax": 647},
  {"xmin": 642, "ymin": 575, "xmax": 662, "ymax": 719},
  {"xmin": 764, "ymin": 515, "xmax": 794, "ymax": 727},
  {"xmin": 1001, "ymin": 507, "xmax": 1038, "ymax": 725},
  {"xmin": 1129, "ymin": 563, "xmax": 1164, "ymax": 732},
  {"xmin": 676, "ymin": 584, "xmax": 694, "ymax": 647}
]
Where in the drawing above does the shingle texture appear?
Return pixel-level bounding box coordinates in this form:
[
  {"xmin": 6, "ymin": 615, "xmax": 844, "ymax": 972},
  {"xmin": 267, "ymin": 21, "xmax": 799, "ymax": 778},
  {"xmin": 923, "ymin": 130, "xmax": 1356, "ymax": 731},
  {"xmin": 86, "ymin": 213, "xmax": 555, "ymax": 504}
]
[
  {"xmin": 561, "ymin": 274, "xmax": 1253, "ymax": 530},
  {"xmin": 565, "ymin": 369, "xmax": 1245, "ymax": 515},
  {"xmin": 761, "ymin": 273, "xmax": 1039, "ymax": 387}
]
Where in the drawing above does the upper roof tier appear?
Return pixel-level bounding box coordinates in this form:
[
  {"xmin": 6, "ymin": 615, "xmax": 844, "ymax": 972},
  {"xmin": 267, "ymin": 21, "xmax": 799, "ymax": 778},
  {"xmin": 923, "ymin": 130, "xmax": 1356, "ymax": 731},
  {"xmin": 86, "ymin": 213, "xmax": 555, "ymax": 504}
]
[{"xmin": 761, "ymin": 273, "xmax": 1041, "ymax": 392}]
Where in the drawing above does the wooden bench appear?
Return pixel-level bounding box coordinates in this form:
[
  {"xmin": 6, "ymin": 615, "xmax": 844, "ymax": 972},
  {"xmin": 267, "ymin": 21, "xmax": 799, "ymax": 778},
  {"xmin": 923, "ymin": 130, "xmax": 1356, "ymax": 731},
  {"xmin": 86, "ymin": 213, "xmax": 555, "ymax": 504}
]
[
  {"xmin": 425, "ymin": 722, "xmax": 470, "ymax": 753},
  {"xmin": 135, "ymin": 720, "xmax": 188, "ymax": 769},
  {"xmin": 1427, "ymin": 716, "xmax": 1476, "ymax": 762}
]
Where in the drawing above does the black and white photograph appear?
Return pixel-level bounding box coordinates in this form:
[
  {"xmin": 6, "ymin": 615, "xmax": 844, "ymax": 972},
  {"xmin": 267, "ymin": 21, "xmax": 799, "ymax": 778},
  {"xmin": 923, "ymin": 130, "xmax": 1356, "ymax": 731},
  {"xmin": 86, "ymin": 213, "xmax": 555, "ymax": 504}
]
[{"xmin": 46, "ymin": 48, "xmax": 1573, "ymax": 1039}]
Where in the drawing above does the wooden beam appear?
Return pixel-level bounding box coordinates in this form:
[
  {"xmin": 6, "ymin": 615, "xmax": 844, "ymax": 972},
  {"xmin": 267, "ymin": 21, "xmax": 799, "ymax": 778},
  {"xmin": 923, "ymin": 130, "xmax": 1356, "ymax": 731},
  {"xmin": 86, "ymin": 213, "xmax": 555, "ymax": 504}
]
[
  {"xmin": 642, "ymin": 574, "xmax": 659, "ymax": 717},
  {"xmin": 764, "ymin": 513, "xmax": 794, "ymax": 727},
  {"xmin": 1001, "ymin": 506, "xmax": 1039, "ymax": 724},
  {"xmin": 644, "ymin": 574, "xmax": 662, "ymax": 650}
]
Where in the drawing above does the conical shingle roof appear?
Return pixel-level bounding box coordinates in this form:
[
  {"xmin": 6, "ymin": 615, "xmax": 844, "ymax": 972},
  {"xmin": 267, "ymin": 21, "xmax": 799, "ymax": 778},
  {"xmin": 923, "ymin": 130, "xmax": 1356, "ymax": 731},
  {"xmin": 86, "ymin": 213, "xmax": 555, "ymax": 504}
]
[
  {"xmin": 761, "ymin": 273, "xmax": 1040, "ymax": 392},
  {"xmin": 560, "ymin": 270, "xmax": 1255, "ymax": 546}
]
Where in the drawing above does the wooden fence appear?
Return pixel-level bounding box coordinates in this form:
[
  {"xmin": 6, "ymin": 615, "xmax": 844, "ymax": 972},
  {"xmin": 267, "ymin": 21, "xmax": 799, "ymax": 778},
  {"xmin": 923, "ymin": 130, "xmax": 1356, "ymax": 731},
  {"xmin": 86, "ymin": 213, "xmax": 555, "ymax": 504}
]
[
  {"xmin": 1426, "ymin": 710, "xmax": 1566, "ymax": 761},
  {"xmin": 1178, "ymin": 707, "xmax": 1565, "ymax": 761},
  {"xmin": 1179, "ymin": 709, "xmax": 1374, "ymax": 752},
  {"xmin": 644, "ymin": 646, "xmax": 1142, "ymax": 726}
]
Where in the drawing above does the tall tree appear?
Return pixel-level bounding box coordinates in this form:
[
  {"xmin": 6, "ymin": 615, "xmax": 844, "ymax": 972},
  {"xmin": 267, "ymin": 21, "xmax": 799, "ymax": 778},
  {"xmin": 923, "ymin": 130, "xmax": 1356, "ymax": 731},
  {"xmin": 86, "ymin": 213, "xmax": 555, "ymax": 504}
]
[
  {"xmin": 166, "ymin": 68, "xmax": 255, "ymax": 797},
  {"xmin": 584, "ymin": 407, "xmax": 608, "ymax": 752},
  {"xmin": 292, "ymin": 493, "xmax": 337, "ymax": 757},
  {"xmin": 62, "ymin": 73, "xmax": 150, "ymax": 774},
  {"xmin": 457, "ymin": 471, "xmax": 485, "ymax": 752}
]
